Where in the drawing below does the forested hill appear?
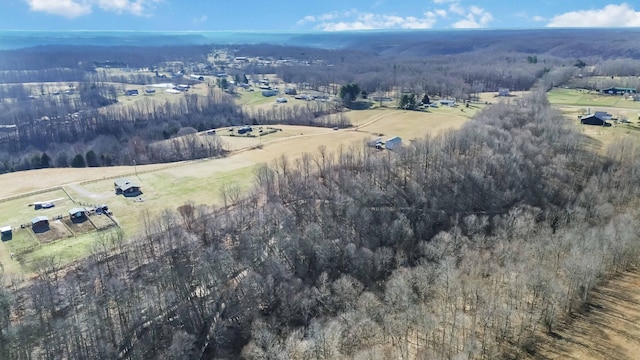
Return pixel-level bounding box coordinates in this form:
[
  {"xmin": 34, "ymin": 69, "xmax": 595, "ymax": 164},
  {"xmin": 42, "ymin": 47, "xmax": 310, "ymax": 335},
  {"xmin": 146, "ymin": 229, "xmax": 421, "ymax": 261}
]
[{"xmin": 3, "ymin": 87, "xmax": 640, "ymax": 358}]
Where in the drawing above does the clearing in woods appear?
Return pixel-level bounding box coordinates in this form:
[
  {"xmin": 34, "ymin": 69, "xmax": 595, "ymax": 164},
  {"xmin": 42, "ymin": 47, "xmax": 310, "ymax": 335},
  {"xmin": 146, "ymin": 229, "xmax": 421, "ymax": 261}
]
[
  {"xmin": 0, "ymin": 108, "xmax": 469, "ymax": 273},
  {"xmin": 529, "ymin": 269, "xmax": 640, "ymax": 360}
]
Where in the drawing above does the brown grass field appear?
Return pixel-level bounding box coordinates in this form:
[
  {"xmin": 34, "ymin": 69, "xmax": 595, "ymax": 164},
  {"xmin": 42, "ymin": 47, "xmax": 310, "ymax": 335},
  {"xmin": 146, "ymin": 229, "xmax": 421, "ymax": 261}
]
[
  {"xmin": 529, "ymin": 269, "xmax": 640, "ymax": 360},
  {"xmin": 0, "ymin": 108, "xmax": 469, "ymax": 274}
]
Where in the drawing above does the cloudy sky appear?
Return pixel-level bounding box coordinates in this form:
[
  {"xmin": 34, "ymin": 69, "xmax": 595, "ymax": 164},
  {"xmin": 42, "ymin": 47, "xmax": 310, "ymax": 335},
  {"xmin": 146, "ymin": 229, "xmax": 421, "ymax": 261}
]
[{"xmin": 2, "ymin": 1, "xmax": 640, "ymax": 31}]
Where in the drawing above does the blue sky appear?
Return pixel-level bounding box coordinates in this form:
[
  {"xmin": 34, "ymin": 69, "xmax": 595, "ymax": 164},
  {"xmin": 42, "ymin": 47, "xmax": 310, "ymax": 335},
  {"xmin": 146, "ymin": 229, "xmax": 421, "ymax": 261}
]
[{"xmin": 2, "ymin": 1, "xmax": 640, "ymax": 31}]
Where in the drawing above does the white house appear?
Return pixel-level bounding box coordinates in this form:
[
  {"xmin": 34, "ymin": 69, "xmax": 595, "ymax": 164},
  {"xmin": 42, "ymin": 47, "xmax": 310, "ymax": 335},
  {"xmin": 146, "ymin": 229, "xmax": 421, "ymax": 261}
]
[{"xmin": 385, "ymin": 136, "xmax": 402, "ymax": 150}]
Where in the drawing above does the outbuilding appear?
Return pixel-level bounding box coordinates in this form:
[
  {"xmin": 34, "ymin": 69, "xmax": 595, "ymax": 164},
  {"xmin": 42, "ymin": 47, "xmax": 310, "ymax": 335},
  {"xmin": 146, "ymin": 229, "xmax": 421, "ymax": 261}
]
[
  {"xmin": 0, "ymin": 226, "xmax": 11, "ymax": 241},
  {"xmin": 385, "ymin": 136, "xmax": 402, "ymax": 150},
  {"xmin": 69, "ymin": 207, "xmax": 87, "ymax": 221},
  {"xmin": 31, "ymin": 216, "xmax": 49, "ymax": 232},
  {"xmin": 580, "ymin": 113, "xmax": 610, "ymax": 126}
]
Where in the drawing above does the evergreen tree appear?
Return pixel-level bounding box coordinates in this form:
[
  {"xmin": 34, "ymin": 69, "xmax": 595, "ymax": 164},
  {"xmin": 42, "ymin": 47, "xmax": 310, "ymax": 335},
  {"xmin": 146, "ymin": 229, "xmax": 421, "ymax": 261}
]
[
  {"xmin": 85, "ymin": 150, "xmax": 99, "ymax": 167},
  {"xmin": 71, "ymin": 154, "xmax": 86, "ymax": 168}
]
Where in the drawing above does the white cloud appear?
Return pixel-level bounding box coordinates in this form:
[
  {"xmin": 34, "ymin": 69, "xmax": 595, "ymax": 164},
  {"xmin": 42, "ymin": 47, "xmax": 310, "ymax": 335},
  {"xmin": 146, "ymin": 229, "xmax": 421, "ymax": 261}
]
[
  {"xmin": 532, "ymin": 15, "xmax": 546, "ymax": 22},
  {"xmin": 452, "ymin": 5, "xmax": 493, "ymax": 28},
  {"xmin": 316, "ymin": 11, "xmax": 443, "ymax": 31},
  {"xmin": 547, "ymin": 3, "xmax": 640, "ymax": 27},
  {"xmin": 193, "ymin": 15, "xmax": 207, "ymax": 25},
  {"xmin": 25, "ymin": 0, "xmax": 160, "ymax": 18},
  {"xmin": 433, "ymin": 0, "xmax": 456, "ymax": 3},
  {"xmin": 25, "ymin": 0, "xmax": 92, "ymax": 18}
]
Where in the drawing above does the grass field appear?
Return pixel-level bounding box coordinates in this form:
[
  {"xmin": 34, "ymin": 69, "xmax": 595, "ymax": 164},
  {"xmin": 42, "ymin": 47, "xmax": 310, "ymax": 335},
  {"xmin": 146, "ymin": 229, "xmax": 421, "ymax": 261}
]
[
  {"xmin": 530, "ymin": 270, "xmax": 640, "ymax": 360},
  {"xmin": 548, "ymin": 87, "xmax": 640, "ymax": 110},
  {"xmin": 0, "ymin": 108, "xmax": 470, "ymax": 275}
]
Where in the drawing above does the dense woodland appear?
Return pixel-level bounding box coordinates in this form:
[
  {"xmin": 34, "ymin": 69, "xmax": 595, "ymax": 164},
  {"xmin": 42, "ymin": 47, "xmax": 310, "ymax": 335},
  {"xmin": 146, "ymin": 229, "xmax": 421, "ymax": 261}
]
[{"xmin": 2, "ymin": 86, "xmax": 640, "ymax": 358}]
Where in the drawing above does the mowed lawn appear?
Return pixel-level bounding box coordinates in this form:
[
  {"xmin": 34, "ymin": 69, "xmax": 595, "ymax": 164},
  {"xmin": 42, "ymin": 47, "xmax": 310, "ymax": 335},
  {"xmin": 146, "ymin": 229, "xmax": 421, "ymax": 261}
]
[
  {"xmin": 548, "ymin": 87, "xmax": 640, "ymax": 109},
  {"xmin": 0, "ymin": 108, "xmax": 471, "ymax": 274}
]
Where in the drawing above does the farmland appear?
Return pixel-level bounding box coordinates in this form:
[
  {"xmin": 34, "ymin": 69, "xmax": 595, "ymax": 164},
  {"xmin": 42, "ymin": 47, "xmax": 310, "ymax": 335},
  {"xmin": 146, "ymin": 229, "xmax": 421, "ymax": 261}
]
[{"xmin": 0, "ymin": 108, "xmax": 469, "ymax": 274}]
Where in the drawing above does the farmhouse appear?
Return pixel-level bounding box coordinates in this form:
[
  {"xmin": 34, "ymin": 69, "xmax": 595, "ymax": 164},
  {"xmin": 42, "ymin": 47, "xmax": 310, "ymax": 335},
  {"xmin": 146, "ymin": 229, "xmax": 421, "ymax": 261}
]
[
  {"xmin": 599, "ymin": 87, "xmax": 637, "ymax": 95},
  {"xmin": 69, "ymin": 207, "xmax": 87, "ymax": 221},
  {"xmin": 31, "ymin": 216, "xmax": 49, "ymax": 232},
  {"xmin": 114, "ymin": 178, "xmax": 141, "ymax": 196},
  {"xmin": 580, "ymin": 113, "xmax": 611, "ymax": 126},
  {"xmin": 439, "ymin": 99, "xmax": 456, "ymax": 106},
  {"xmin": 0, "ymin": 226, "xmax": 11, "ymax": 241},
  {"xmin": 385, "ymin": 136, "xmax": 402, "ymax": 150}
]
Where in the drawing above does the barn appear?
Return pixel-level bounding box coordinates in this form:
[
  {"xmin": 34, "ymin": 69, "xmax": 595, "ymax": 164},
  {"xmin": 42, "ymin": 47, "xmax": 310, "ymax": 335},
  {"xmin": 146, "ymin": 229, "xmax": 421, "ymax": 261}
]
[{"xmin": 580, "ymin": 113, "xmax": 610, "ymax": 126}]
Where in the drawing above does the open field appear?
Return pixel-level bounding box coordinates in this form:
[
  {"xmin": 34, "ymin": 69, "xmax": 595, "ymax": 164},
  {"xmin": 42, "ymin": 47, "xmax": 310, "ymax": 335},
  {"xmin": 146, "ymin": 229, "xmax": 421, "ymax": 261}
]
[
  {"xmin": 548, "ymin": 87, "xmax": 640, "ymax": 110},
  {"xmin": 0, "ymin": 108, "xmax": 470, "ymax": 274},
  {"xmin": 530, "ymin": 269, "xmax": 640, "ymax": 360}
]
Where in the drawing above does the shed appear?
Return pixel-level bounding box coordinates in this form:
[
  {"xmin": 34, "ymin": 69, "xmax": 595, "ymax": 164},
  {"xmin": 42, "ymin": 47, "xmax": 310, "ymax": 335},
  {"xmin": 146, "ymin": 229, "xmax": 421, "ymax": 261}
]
[
  {"xmin": 31, "ymin": 216, "xmax": 49, "ymax": 232},
  {"xmin": 262, "ymin": 90, "xmax": 278, "ymax": 97},
  {"xmin": 0, "ymin": 226, "xmax": 11, "ymax": 241},
  {"xmin": 69, "ymin": 207, "xmax": 87, "ymax": 220},
  {"xmin": 125, "ymin": 89, "xmax": 139, "ymax": 96},
  {"xmin": 385, "ymin": 136, "xmax": 402, "ymax": 151}
]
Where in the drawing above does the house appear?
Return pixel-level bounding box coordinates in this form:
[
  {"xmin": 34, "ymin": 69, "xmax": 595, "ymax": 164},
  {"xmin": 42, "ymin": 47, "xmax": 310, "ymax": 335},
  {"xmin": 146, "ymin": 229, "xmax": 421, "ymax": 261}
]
[
  {"xmin": 0, "ymin": 226, "xmax": 11, "ymax": 241},
  {"xmin": 31, "ymin": 216, "xmax": 49, "ymax": 232},
  {"xmin": 439, "ymin": 99, "xmax": 456, "ymax": 107},
  {"xmin": 285, "ymin": 87, "xmax": 297, "ymax": 95},
  {"xmin": 114, "ymin": 178, "xmax": 141, "ymax": 196},
  {"xmin": 385, "ymin": 136, "xmax": 402, "ymax": 150},
  {"xmin": 125, "ymin": 89, "xmax": 139, "ymax": 96},
  {"xmin": 69, "ymin": 207, "xmax": 87, "ymax": 221},
  {"xmin": 498, "ymin": 88, "xmax": 510, "ymax": 96},
  {"xmin": 580, "ymin": 113, "xmax": 611, "ymax": 126},
  {"xmin": 599, "ymin": 87, "xmax": 637, "ymax": 95}
]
